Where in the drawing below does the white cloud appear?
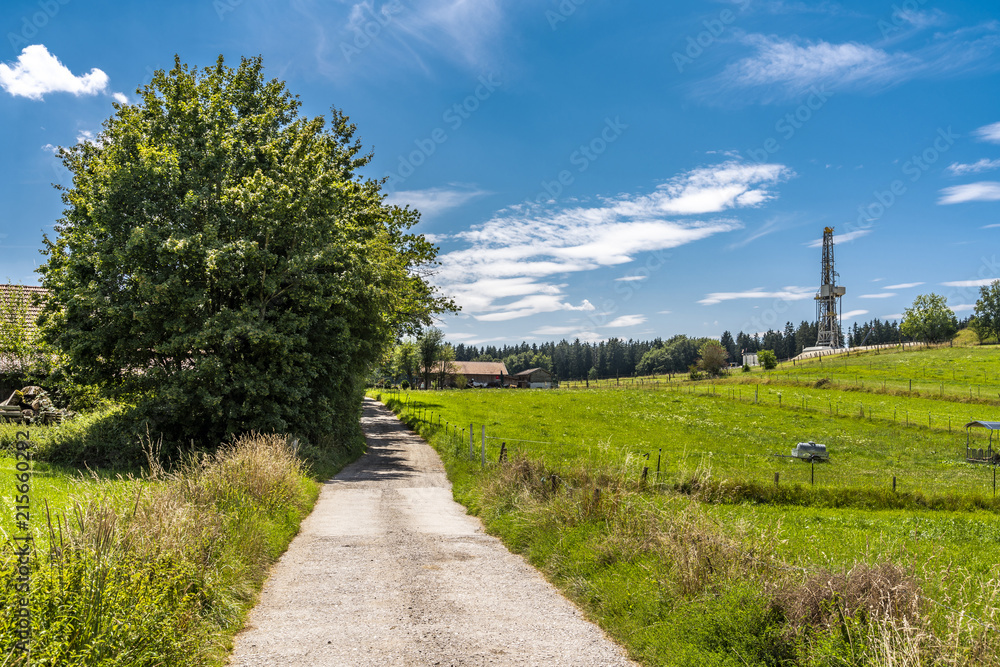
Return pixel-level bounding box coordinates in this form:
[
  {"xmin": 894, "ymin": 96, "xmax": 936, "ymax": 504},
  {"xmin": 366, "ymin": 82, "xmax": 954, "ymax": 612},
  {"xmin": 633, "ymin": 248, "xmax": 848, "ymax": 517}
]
[
  {"xmin": 983, "ymin": 223, "xmax": 1000, "ymax": 229},
  {"xmin": 711, "ymin": 26, "xmax": 1000, "ymax": 102},
  {"xmin": 604, "ymin": 315, "xmax": 646, "ymax": 328},
  {"xmin": 698, "ymin": 286, "xmax": 814, "ymax": 306},
  {"xmin": 657, "ymin": 310, "xmax": 672, "ymax": 315},
  {"xmin": 881, "ymin": 313, "xmax": 903, "ymax": 320},
  {"xmin": 938, "ymin": 181, "xmax": 1000, "ymax": 204},
  {"xmin": 941, "ymin": 278, "xmax": 998, "ymax": 287},
  {"xmin": 946, "ymin": 158, "xmax": 1000, "ymax": 176},
  {"xmin": 975, "ymin": 121, "xmax": 1000, "ymax": 144},
  {"xmin": 112, "ymin": 92, "xmax": 128, "ymax": 104},
  {"xmin": 435, "ymin": 161, "xmax": 791, "ymax": 321},
  {"xmin": 841, "ymin": 309, "xmax": 869, "ymax": 320},
  {"xmin": 76, "ymin": 130, "xmax": 98, "ymax": 145},
  {"xmin": 951, "ymin": 303, "xmax": 976, "ymax": 312},
  {"xmin": 859, "ymin": 292, "xmax": 896, "ymax": 299},
  {"xmin": 385, "ymin": 185, "xmax": 489, "ymax": 218},
  {"xmin": 615, "ymin": 275, "xmax": 648, "ymax": 282},
  {"xmin": 40, "ymin": 143, "xmax": 57, "ymax": 154},
  {"xmin": 885, "ymin": 282, "xmax": 924, "ymax": 289},
  {"xmin": 722, "ymin": 36, "xmax": 896, "ymax": 95},
  {"xmin": 0, "ymin": 45, "xmax": 109, "ymax": 100},
  {"xmin": 806, "ymin": 228, "xmax": 872, "ymax": 248}
]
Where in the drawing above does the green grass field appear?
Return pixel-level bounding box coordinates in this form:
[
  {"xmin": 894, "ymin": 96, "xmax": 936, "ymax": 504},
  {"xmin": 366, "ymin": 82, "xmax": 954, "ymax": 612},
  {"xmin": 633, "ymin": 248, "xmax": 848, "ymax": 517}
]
[{"xmin": 370, "ymin": 343, "xmax": 1000, "ymax": 665}]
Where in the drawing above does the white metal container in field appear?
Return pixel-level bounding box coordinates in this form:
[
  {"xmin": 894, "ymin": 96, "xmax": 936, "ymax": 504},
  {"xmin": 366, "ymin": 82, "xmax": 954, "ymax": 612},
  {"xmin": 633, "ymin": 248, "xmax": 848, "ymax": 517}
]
[{"xmin": 791, "ymin": 441, "xmax": 829, "ymax": 462}]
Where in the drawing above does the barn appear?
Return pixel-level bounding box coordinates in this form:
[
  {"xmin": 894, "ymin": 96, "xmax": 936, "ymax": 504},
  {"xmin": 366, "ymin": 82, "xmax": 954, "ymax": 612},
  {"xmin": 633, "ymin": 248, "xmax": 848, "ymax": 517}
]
[
  {"xmin": 511, "ymin": 367, "xmax": 555, "ymax": 388},
  {"xmin": 425, "ymin": 360, "xmax": 509, "ymax": 387}
]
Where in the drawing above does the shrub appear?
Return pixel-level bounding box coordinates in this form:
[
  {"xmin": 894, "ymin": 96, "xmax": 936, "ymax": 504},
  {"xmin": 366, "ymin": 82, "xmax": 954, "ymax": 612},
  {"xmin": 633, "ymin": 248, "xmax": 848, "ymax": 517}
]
[{"xmin": 758, "ymin": 349, "xmax": 778, "ymax": 370}]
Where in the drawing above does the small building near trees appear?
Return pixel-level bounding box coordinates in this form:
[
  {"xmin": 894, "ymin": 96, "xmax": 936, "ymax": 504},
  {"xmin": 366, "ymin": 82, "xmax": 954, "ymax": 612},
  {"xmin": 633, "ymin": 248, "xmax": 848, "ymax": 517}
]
[
  {"xmin": 511, "ymin": 367, "xmax": 555, "ymax": 388},
  {"xmin": 424, "ymin": 360, "xmax": 509, "ymax": 387}
]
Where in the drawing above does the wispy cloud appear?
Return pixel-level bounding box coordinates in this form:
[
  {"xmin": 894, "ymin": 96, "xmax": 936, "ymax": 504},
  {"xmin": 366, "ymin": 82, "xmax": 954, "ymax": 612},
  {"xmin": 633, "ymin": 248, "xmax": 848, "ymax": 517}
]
[
  {"xmin": 305, "ymin": 0, "xmax": 506, "ymax": 76},
  {"xmin": 698, "ymin": 286, "xmax": 814, "ymax": 306},
  {"xmin": 885, "ymin": 282, "xmax": 924, "ymax": 289},
  {"xmin": 938, "ymin": 181, "xmax": 1000, "ymax": 204},
  {"xmin": 946, "ymin": 158, "xmax": 1000, "ymax": 176},
  {"xmin": 951, "ymin": 303, "xmax": 975, "ymax": 313},
  {"xmin": 436, "ymin": 161, "xmax": 792, "ymax": 321},
  {"xmin": 708, "ymin": 24, "xmax": 1000, "ymax": 102},
  {"xmin": 841, "ymin": 309, "xmax": 869, "ymax": 320},
  {"xmin": 385, "ymin": 185, "xmax": 489, "ymax": 218},
  {"xmin": 941, "ymin": 278, "xmax": 997, "ymax": 287},
  {"xmin": 614, "ymin": 275, "xmax": 648, "ymax": 282},
  {"xmin": 806, "ymin": 228, "xmax": 872, "ymax": 247},
  {"xmin": 859, "ymin": 292, "xmax": 896, "ymax": 299},
  {"xmin": 974, "ymin": 121, "xmax": 1000, "ymax": 143},
  {"xmin": 604, "ymin": 315, "xmax": 646, "ymax": 328},
  {"xmin": 0, "ymin": 45, "xmax": 109, "ymax": 100}
]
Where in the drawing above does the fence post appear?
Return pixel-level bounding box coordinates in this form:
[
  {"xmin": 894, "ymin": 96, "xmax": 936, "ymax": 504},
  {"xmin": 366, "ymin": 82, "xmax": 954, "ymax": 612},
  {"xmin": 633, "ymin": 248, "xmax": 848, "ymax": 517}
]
[
  {"xmin": 774, "ymin": 472, "xmax": 779, "ymax": 486},
  {"xmin": 892, "ymin": 476, "xmax": 897, "ymax": 493},
  {"xmin": 469, "ymin": 423, "xmax": 474, "ymax": 460},
  {"xmin": 481, "ymin": 425, "xmax": 486, "ymax": 467}
]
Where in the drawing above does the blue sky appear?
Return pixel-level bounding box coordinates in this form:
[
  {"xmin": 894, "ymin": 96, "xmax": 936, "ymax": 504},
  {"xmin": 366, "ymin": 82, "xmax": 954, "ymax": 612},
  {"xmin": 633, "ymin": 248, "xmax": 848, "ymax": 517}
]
[{"xmin": 2, "ymin": 0, "xmax": 999, "ymax": 346}]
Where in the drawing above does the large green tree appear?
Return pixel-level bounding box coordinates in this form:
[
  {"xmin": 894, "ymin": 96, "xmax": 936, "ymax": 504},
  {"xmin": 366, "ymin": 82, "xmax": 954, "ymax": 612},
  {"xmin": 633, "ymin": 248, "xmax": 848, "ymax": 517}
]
[
  {"xmin": 38, "ymin": 56, "xmax": 453, "ymax": 449},
  {"xmin": 973, "ymin": 280, "xmax": 1000, "ymax": 343},
  {"xmin": 901, "ymin": 293, "xmax": 957, "ymax": 345}
]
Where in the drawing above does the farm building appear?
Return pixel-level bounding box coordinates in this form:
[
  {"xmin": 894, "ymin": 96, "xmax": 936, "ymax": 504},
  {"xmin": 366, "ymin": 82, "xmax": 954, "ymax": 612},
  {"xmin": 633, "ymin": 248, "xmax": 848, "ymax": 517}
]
[
  {"xmin": 0, "ymin": 284, "xmax": 48, "ymax": 331},
  {"xmin": 511, "ymin": 367, "xmax": 555, "ymax": 388},
  {"xmin": 424, "ymin": 360, "xmax": 509, "ymax": 387}
]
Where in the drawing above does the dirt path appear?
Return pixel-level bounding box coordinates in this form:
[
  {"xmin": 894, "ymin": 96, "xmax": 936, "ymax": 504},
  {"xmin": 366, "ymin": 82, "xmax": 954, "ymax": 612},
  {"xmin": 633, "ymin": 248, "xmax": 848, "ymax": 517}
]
[{"xmin": 228, "ymin": 398, "xmax": 636, "ymax": 666}]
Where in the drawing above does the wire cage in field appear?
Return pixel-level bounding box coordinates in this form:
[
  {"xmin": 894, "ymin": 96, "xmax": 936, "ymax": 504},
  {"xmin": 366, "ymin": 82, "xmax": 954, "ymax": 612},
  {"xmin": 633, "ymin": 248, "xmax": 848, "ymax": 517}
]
[{"xmin": 964, "ymin": 421, "xmax": 1000, "ymax": 464}]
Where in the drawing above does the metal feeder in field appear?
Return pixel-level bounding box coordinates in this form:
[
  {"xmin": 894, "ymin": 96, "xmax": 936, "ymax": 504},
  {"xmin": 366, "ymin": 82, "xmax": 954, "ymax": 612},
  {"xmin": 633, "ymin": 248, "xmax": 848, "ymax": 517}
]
[
  {"xmin": 791, "ymin": 441, "xmax": 829, "ymax": 462},
  {"xmin": 964, "ymin": 421, "xmax": 1000, "ymax": 464}
]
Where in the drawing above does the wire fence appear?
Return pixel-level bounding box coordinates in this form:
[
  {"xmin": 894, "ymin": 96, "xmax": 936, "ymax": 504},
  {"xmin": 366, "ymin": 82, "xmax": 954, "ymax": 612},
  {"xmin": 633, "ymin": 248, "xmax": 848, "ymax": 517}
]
[
  {"xmin": 374, "ymin": 388, "xmax": 1000, "ymax": 501},
  {"xmin": 372, "ymin": 388, "xmax": 1000, "ymax": 632}
]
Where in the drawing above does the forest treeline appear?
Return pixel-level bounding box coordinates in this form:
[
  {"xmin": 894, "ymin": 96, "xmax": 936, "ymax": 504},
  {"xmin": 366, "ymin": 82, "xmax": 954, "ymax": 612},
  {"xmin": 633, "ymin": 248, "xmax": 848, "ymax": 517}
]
[{"xmin": 453, "ymin": 318, "xmax": 918, "ymax": 379}]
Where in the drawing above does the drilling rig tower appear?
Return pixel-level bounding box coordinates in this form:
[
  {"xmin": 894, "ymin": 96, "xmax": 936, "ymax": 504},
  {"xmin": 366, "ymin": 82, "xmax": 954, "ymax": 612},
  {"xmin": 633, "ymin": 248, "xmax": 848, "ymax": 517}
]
[{"xmin": 815, "ymin": 227, "xmax": 846, "ymax": 348}]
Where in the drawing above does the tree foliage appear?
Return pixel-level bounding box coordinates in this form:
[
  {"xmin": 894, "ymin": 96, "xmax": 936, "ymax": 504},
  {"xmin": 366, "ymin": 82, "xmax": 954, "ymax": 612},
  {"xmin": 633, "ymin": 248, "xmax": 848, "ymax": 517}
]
[
  {"xmin": 757, "ymin": 349, "xmax": 778, "ymax": 370},
  {"xmin": 901, "ymin": 293, "xmax": 958, "ymax": 345},
  {"xmin": 973, "ymin": 280, "xmax": 1000, "ymax": 343},
  {"xmin": 38, "ymin": 56, "xmax": 453, "ymax": 450},
  {"xmin": 418, "ymin": 328, "xmax": 446, "ymax": 389},
  {"xmin": 0, "ymin": 284, "xmax": 40, "ymax": 376},
  {"xmin": 697, "ymin": 340, "xmax": 728, "ymax": 377}
]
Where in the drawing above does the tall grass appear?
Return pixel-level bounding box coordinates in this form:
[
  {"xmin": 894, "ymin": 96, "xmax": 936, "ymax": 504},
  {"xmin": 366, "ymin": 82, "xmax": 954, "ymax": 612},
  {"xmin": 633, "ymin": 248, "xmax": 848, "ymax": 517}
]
[{"xmin": 0, "ymin": 433, "xmax": 318, "ymax": 666}]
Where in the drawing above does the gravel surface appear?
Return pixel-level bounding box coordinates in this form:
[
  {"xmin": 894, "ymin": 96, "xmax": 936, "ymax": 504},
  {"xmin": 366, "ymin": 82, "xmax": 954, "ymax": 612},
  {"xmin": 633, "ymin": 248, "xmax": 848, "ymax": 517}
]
[{"xmin": 228, "ymin": 398, "xmax": 636, "ymax": 666}]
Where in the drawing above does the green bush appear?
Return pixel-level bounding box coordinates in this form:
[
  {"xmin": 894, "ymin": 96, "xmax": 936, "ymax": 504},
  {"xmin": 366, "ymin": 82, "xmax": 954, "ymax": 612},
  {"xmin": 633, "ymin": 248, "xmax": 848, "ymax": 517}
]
[{"xmin": 758, "ymin": 349, "xmax": 778, "ymax": 370}]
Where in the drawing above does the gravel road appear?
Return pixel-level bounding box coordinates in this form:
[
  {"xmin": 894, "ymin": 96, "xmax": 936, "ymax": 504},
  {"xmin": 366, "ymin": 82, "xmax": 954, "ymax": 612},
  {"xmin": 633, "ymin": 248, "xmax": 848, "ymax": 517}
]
[{"xmin": 228, "ymin": 397, "xmax": 636, "ymax": 666}]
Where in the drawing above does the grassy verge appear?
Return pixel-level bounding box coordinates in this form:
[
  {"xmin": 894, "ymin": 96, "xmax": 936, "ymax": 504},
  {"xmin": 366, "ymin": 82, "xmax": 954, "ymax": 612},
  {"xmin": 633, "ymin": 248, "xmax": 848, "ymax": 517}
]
[
  {"xmin": 0, "ymin": 431, "xmax": 353, "ymax": 666},
  {"xmin": 372, "ymin": 389, "xmax": 1000, "ymax": 666}
]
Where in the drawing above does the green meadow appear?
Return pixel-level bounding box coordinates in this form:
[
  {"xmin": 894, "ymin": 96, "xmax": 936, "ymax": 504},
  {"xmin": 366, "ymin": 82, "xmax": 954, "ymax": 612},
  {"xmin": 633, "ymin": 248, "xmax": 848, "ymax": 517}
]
[{"xmin": 370, "ymin": 343, "xmax": 1000, "ymax": 665}]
